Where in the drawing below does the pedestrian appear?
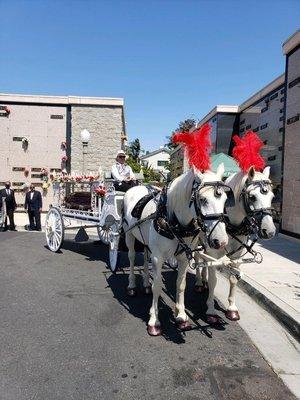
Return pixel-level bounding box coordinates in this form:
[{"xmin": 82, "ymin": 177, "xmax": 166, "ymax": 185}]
[
  {"xmin": 0, "ymin": 181, "xmax": 17, "ymax": 231},
  {"xmin": 24, "ymin": 184, "xmax": 42, "ymax": 231},
  {"xmin": 111, "ymin": 150, "xmax": 137, "ymax": 192}
]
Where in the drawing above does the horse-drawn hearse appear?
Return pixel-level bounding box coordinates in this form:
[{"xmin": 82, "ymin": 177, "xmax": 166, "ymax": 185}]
[{"xmin": 45, "ymin": 126, "xmax": 277, "ymax": 336}]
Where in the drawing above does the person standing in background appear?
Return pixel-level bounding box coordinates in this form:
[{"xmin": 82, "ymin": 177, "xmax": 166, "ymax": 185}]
[
  {"xmin": 24, "ymin": 184, "xmax": 42, "ymax": 231},
  {"xmin": 0, "ymin": 181, "xmax": 17, "ymax": 231}
]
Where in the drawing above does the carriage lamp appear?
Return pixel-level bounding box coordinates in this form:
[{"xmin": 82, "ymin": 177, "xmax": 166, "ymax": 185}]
[
  {"xmin": 80, "ymin": 129, "xmax": 91, "ymax": 145},
  {"xmin": 80, "ymin": 129, "xmax": 91, "ymax": 176}
]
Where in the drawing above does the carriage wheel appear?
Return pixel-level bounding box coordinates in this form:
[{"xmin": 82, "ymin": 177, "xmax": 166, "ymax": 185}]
[
  {"xmin": 97, "ymin": 224, "xmax": 111, "ymax": 245},
  {"xmin": 45, "ymin": 207, "xmax": 65, "ymax": 252},
  {"xmin": 108, "ymin": 223, "xmax": 120, "ymax": 273},
  {"xmin": 165, "ymin": 256, "xmax": 178, "ymax": 270}
]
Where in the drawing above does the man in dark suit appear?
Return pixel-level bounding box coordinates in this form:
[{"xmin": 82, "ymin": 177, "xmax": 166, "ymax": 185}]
[
  {"xmin": 24, "ymin": 184, "xmax": 43, "ymax": 231},
  {"xmin": 0, "ymin": 181, "xmax": 17, "ymax": 231}
]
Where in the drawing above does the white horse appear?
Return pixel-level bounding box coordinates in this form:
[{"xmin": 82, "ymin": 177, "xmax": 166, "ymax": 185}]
[
  {"xmin": 122, "ymin": 164, "xmax": 230, "ymax": 335},
  {"xmin": 194, "ymin": 166, "xmax": 276, "ymax": 323}
]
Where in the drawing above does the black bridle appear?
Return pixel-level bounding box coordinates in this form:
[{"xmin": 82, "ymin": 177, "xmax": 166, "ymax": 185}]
[
  {"xmin": 189, "ymin": 180, "xmax": 235, "ymax": 243},
  {"xmin": 239, "ymin": 180, "xmax": 275, "ymax": 236}
]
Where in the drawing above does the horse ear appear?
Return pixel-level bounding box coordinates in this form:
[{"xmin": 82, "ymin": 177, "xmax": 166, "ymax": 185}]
[
  {"xmin": 248, "ymin": 166, "xmax": 255, "ymax": 180},
  {"xmin": 216, "ymin": 162, "xmax": 225, "ymax": 178},
  {"xmin": 263, "ymin": 166, "xmax": 270, "ymax": 179}
]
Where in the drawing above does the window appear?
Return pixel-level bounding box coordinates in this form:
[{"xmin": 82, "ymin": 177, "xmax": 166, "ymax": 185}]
[
  {"xmin": 239, "ymin": 128, "xmax": 245, "ymax": 133},
  {"xmin": 157, "ymin": 160, "xmax": 168, "ymax": 167},
  {"xmin": 253, "ymin": 126, "xmax": 259, "ymax": 132},
  {"xmin": 240, "ymin": 119, "xmax": 245, "ymax": 125},
  {"xmin": 246, "ymin": 124, "xmax": 251, "ymax": 130},
  {"xmin": 278, "ymin": 146, "xmax": 282, "ymax": 151},
  {"xmin": 279, "ymin": 116, "xmax": 284, "ymax": 121},
  {"xmin": 50, "ymin": 114, "xmax": 64, "ymax": 119},
  {"xmin": 280, "ymin": 97, "xmax": 284, "ymax": 103},
  {"xmin": 270, "ymin": 93, "xmax": 278, "ymax": 101},
  {"xmin": 288, "ymin": 77, "xmax": 300, "ymax": 89},
  {"xmin": 279, "ymin": 127, "xmax": 284, "ymax": 133},
  {"xmin": 260, "ymin": 123, "xmax": 268, "ymax": 130},
  {"xmin": 280, "ymin": 88, "xmax": 285, "ymax": 95},
  {"xmin": 287, "ymin": 115, "xmax": 299, "ymax": 125},
  {"xmin": 268, "ymin": 155, "xmax": 276, "ymax": 161},
  {"xmin": 212, "ymin": 117, "xmax": 217, "ymax": 123},
  {"xmin": 280, "ymin": 108, "xmax": 283, "ymax": 113},
  {"xmin": 261, "ymin": 106, "xmax": 268, "ymax": 113}
]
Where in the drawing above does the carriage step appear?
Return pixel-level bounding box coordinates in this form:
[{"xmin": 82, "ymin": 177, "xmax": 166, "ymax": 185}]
[{"xmin": 75, "ymin": 227, "xmax": 89, "ymax": 242}]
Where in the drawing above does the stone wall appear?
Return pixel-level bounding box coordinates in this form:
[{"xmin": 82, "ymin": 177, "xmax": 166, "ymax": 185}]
[{"xmin": 70, "ymin": 105, "xmax": 124, "ymax": 175}]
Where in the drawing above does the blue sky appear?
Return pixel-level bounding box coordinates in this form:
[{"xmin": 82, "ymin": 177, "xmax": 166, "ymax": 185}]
[{"xmin": 0, "ymin": 0, "xmax": 299, "ymax": 151}]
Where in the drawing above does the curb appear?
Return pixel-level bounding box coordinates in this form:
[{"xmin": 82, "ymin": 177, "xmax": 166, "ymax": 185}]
[{"xmin": 218, "ymin": 269, "xmax": 300, "ymax": 342}]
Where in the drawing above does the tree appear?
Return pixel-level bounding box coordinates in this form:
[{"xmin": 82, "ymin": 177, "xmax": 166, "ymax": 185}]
[
  {"xmin": 129, "ymin": 138, "xmax": 141, "ymax": 162},
  {"xmin": 165, "ymin": 118, "xmax": 197, "ymax": 149}
]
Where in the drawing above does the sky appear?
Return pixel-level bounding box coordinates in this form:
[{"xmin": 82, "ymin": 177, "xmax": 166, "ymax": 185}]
[{"xmin": 0, "ymin": 0, "xmax": 299, "ymax": 151}]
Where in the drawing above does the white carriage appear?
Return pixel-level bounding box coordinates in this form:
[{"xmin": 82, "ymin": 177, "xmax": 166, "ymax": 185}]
[{"xmin": 45, "ymin": 177, "xmax": 124, "ymax": 272}]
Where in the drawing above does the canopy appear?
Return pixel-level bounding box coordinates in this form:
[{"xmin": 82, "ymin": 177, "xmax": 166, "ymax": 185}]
[{"xmin": 211, "ymin": 153, "xmax": 240, "ymax": 177}]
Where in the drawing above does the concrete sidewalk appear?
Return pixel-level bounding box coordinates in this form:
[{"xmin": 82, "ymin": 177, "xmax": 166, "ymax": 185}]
[
  {"xmin": 11, "ymin": 212, "xmax": 300, "ymax": 341},
  {"xmin": 219, "ymin": 235, "xmax": 300, "ymax": 341}
]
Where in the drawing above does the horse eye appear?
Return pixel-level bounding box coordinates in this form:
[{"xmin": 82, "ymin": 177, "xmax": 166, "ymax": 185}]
[{"xmin": 249, "ymin": 194, "xmax": 256, "ymax": 202}]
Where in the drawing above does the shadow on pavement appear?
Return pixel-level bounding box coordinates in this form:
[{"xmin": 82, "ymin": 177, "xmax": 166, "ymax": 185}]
[{"xmin": 258, "ymin": 236, "xmax": 300, "ymax": 264}]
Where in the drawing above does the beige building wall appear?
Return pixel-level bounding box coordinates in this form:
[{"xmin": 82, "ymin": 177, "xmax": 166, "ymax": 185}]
[
  {"xmin": 0, "ymin": 102, "xmax": 67, "ymax": 210},
  {"xmin": 281, "ymin": 31, "xmax": 300, "ymax": 236}
]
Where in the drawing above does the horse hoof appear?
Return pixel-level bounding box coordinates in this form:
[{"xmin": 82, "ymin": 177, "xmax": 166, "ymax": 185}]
[
  {"xmin": 144, "ymin": 286, "xmax": 152, "ymax": 295},
  {"xmin": 206, "ymin": 314, "xmax": 221, "ymax": 324},
  {"xmin": 176, "ymin": 320, "xmax": 192, "ymax": 331},
  {"xmin": 225, "ymin": 310, "xmax": 240, "ymax": 321},
  {"xmin": 147, "ymin": 325, "xmax": 162, "ymax": 336},
  {"xmin": 127, "ymin": 288, "xmax": 137, "ymax": 297},
  {"xmin": 194, "ymin": 285, "xmax": 206, "ymax": 293}
]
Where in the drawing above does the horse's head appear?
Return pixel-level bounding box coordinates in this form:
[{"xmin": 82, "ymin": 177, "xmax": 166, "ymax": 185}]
[
  {"xmin": 241, "ymin": 166, "xmax": 276, "ymax": 239},
  {"xmin": 193, "ymin": 163, "xmax": 230, "ymax": 249}
]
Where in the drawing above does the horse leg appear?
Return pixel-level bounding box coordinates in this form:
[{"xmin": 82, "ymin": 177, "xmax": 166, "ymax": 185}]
[
  {"xmin": 143, "ymin": 247, "xmax": 152, "ymax": 295},
  {"xmin": 175, "ymin": 260, "xmax": 192, "ymax": 331},
  {"xmin": 126, "ymin": 232, "xmax": 137, "ymax": 297},
  {"xmin": 225, "ymin": 273, "xmax": 240, "ymax": 321},
  {"xmin": 206, "ymin": 266, "xmax": 222, "ymax": 324},
  {"xmin": 195, "ymin": 265, "xmax": 208, "ymax": 293},
  {"xmin": 148, "ymin": 256, "xmax": 163, "ymax": 336}
]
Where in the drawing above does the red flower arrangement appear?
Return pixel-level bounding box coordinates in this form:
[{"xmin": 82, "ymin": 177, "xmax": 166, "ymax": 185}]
[
  {"xmin": 94, "ymin": 186, "xmax": 106, "ymax": 197},
  {"xmin": 41, "ymin": 167, "xmax": 49, "ymax": 176},
  {"xmin": 61, "ymin": 155, "xmax": 68, "ymax": 162}
]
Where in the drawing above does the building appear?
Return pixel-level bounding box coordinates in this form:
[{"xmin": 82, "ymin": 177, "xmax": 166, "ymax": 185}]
[
  {"xmin": 169, "ymin": 29, "xmax": 300, "ymax": 237},
  {"xmin": 140, "ymin": 147, "xmax": 170, "ymax": 177},
  {"xmin": 239, "ymin": 74, "xmax": 285, "ymax": 187},
  {"xmin": 0, "ymin": 93, "xmax": 126, "ymax": 210},
  {"xmin": 281, "ymin": 30, "xmax": 300, "ymax": 238}
]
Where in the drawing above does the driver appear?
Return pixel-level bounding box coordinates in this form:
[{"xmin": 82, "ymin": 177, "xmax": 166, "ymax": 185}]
[{"xmin": 111, "ymin": 150, "xmax": 137, "ymax": 192}]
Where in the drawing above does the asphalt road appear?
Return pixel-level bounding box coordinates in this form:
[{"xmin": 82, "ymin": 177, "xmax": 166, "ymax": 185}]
[{"xmin": 0, "ymin": 231, "xmax": 296, "ymax": 400}]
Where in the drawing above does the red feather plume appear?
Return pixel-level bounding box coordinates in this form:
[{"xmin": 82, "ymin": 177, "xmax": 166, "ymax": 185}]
[
  {"xmin": 232, "ymin": 131, "xmax": 266, "ymax": 172},
  {"xmin": 172, "ymin": 123, "xmax": 212, "ymax": 171}
]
